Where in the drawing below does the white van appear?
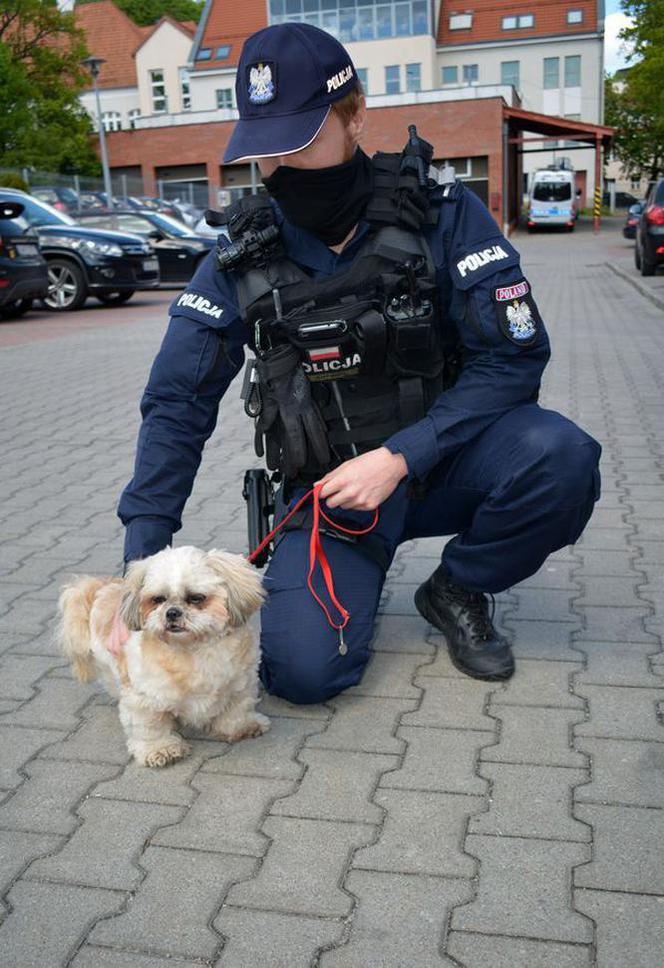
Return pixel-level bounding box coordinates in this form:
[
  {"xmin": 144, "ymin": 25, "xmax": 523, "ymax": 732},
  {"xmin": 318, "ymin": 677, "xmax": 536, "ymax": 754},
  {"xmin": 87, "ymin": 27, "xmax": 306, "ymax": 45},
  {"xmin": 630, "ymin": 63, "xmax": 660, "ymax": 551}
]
[{"xmin": 527, "ymin": 165, "xmax": 578, "ymax": 231}]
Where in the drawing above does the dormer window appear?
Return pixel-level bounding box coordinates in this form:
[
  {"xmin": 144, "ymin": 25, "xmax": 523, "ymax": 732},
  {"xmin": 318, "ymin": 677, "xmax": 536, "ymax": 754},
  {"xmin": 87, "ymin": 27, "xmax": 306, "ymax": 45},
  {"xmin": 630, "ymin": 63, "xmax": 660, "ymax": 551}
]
[
  {"xmin": 502, "ymin": 13, "xmax": 534, "ymax": 30},
  {"xmin": 449, "ymin": 13, "xmax": 472, "ymax": 29},
  {"xmin": 567, "ymin": 9, "xmax": 583, "ymax": 24},
  {"xmin": 196, "ymin": 48, "xmax": 212, "ymax": 61}
]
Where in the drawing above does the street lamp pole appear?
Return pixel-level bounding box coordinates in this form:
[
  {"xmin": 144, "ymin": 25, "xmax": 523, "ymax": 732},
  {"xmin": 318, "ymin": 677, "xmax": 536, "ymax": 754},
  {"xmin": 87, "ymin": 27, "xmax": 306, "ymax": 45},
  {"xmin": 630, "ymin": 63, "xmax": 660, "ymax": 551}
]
[{"xmin": 82, "ymin": 56, "xmax": 114, "ymax": 211}]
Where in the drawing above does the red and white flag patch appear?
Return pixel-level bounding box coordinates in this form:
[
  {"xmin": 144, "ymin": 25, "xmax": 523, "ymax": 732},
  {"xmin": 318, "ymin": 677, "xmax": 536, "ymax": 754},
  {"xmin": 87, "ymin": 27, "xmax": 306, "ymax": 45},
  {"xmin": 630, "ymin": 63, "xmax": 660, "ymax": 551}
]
[{"xmin": 307, "ymin": 346, "xmax": 342, "ymax": 363}]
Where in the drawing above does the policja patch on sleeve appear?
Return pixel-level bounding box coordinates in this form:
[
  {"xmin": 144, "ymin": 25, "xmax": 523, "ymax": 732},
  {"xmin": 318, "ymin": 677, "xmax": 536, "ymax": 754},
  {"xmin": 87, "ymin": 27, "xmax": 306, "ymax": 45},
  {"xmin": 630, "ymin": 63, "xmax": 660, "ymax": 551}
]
[{"xmin": 493, "ymin": 280, "xmax": 541, "ymax": 347}]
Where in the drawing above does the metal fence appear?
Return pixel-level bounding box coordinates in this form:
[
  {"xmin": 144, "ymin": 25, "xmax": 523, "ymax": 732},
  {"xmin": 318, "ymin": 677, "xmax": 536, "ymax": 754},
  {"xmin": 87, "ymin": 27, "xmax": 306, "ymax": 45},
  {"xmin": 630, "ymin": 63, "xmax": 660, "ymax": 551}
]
[{"xmin": 0, "ymin": 167, "xmax": 217, "ymax": 213}]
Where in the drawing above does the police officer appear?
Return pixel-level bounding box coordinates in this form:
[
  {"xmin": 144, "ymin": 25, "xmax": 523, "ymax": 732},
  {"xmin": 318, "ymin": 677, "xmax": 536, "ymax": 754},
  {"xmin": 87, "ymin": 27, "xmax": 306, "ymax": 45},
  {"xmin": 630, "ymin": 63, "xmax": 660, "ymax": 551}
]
[{"xmin": 116, "ymin": 23, "xmax": 601, "ymax": 702}]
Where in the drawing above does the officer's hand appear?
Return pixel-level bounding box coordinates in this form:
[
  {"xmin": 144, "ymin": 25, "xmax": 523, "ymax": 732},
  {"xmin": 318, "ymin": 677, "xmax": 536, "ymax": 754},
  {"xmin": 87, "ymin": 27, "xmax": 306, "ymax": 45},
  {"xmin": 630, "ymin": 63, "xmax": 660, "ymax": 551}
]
[
  {"xmin": 108, "ymin": 606, "xmax": 130, "ymax": 656},
  {"xmin": 316, "ymin": 448, "xmax": 408, "ymax": 511}
]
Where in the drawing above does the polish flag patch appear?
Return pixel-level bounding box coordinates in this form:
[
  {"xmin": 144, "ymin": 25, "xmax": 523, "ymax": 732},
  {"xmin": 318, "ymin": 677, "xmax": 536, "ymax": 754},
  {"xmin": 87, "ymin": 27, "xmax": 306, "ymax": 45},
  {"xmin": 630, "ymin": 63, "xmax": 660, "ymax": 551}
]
[
  {"xmin": 494, "ymin": 280, "xmax": 530, "ymax": 302},
  {"xmin": 307, "ymin": 346, "xmax": 341, "ymax": 362}
]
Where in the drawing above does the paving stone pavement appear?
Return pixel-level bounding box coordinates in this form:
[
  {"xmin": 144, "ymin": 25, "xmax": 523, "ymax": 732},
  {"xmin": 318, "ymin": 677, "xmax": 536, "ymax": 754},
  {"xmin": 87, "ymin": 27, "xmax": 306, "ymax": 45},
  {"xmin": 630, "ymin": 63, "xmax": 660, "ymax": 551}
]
[{"xmin": 1, "ymin": 221, "xmax": 663, "ymax": 966}]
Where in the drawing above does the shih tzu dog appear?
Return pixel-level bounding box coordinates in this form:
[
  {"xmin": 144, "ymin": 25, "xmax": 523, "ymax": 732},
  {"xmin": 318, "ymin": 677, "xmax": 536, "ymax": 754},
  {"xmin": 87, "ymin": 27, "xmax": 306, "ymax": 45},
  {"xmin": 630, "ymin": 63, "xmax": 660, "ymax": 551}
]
[{"xmin": 58, "ymin": 546, "xmax": 269, "ymax": 767}]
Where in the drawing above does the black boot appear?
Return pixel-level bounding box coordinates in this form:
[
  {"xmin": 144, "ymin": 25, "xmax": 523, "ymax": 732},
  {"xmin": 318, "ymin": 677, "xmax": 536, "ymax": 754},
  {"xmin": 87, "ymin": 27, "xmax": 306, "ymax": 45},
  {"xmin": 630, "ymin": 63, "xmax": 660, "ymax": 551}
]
[{"xmin": 414, "ymin": 565, "xmax": 515, "ymax": 681}]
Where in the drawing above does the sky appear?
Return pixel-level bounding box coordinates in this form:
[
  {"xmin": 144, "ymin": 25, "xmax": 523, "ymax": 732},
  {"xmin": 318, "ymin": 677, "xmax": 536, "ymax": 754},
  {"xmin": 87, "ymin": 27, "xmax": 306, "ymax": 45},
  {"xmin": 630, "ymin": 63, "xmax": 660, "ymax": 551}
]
[{"xmin": 604, "ymin": 0, "xmax": 635, "ymax": 74}]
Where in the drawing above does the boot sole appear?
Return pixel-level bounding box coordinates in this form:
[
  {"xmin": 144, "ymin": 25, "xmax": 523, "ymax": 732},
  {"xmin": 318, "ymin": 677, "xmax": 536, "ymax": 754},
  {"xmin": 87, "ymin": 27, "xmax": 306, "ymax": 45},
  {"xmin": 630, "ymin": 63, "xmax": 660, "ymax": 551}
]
[{"xmin": 414, "ymin": 583, "xmax": 514, "ymax": 682}]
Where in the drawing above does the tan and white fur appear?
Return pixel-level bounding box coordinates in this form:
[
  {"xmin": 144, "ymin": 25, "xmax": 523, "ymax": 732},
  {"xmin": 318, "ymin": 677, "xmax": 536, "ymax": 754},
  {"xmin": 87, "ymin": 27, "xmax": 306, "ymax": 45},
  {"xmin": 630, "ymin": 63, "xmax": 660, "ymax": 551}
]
[{"xmin": 58, "ymin": 546, "xmax": 269, "ymax": 767}]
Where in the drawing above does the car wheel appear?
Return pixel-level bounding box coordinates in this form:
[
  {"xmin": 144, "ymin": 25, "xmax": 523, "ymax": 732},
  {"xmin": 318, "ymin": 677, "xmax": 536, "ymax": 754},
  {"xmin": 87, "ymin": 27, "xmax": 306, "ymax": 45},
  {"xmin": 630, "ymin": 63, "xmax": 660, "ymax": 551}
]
[
  {"xmin": 641, "ymin": 253, "xmax": 656, "ymax": 277},
  {"xmin": 0, "ymin": 298, "xmax": 33, "ymax": 320},
  {"xmin": 96, "ymin": 290, "xmax": 135, "ymax": 305},
  {"xmin": 42, "ymin": 259, "xmax": 87, "ymax": 311}
]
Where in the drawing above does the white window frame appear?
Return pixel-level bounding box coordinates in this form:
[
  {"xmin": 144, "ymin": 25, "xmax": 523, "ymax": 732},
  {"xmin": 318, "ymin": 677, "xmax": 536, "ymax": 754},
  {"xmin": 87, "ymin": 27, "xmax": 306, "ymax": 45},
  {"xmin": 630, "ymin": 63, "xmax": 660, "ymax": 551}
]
[
  {"xmin": 179, "ymin": 67, "xmax": 191, "ymax": 111},
  {"xmin": 462, "ymin": 63, "xmax": 478, "ymax": 85},
  {"xmin": 441, "ymin": 65, "xmax": 458, "ymax": 85},
  {"xmin": 500, "ymin": 60, "xmax": 520, "ymax": 89},
  {"xmin": 502, "ymin": 13, "xmax": 534, "ymax": 29},
  {"xmin": 150, "ymin": 69, "xmax": 167, "ymax": 113},
  {"xmin": 406, "ymin": 62, "xmax": 421, "ymax": 92},
  {"xmin": 127, "ymin": 109, "xmax": 141, "ymax": 130},
  {"xmin": 101, "ymin": 111, "xmax": 121, "ymax": 132},
  {"xmin": 564, "ymin": 54, "xmax": 581, "ymax": 88},
  {"xmin": 567, "ymin": 9, "xmax": 583, "ymax": 24},
  {"xmin": 385, "ymin": 64, "xmax": 400, "ymax": 95},
  {"xmin": 449, "ymin": 13, "xmax": 472, "ymax": 30},
  {"xmin": 216, "ymin": 88, "xmax": 234, "ymax": 110}
]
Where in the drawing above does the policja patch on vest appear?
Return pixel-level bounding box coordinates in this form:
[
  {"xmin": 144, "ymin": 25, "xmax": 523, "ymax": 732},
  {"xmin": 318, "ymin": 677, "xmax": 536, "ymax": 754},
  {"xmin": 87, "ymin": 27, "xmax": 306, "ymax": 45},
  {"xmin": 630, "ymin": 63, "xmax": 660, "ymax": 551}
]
[{"xmin": 493, "ymin": 280, "xmax": 541, "ymax": 346}]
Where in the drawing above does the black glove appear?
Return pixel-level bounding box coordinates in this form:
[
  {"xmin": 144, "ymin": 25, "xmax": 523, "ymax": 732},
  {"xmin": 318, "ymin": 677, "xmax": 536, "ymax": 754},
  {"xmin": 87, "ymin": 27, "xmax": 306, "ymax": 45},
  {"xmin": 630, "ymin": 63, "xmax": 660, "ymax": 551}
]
[{"xmin": 254, "ymin": 344, "xmax": 330, "ymax": 478}]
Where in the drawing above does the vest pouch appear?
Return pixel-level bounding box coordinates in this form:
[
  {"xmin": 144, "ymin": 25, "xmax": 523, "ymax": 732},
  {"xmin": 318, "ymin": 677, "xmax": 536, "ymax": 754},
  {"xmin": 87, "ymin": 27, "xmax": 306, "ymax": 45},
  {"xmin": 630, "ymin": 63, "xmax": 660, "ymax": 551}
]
[{"xmin": 386, "ymin": 302, "xmax": 445, "ymax": 380}]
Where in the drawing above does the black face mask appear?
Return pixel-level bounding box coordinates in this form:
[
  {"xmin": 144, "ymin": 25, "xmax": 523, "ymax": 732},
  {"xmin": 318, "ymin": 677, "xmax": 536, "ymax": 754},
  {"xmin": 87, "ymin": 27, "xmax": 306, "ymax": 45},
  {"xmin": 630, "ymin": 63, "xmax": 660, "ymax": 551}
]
[{"xmin": 262, "ymin": 148, "xmax": 374, "ymax": 246}]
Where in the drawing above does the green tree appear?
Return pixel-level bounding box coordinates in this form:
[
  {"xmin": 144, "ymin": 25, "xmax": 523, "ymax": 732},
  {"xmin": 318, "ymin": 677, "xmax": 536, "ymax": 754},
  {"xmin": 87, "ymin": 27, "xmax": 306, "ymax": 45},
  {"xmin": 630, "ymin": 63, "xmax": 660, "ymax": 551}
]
[
  {"xmin": 0, "ymin": 0, "xmax": 100, "ymax": 174},
  {"xmin": 78, "ymin": 0, "xmax": 204, "ymax": 26},
  {"xmin": 605, "ymin": 0, "xmax": 664, "ymax": 182}
]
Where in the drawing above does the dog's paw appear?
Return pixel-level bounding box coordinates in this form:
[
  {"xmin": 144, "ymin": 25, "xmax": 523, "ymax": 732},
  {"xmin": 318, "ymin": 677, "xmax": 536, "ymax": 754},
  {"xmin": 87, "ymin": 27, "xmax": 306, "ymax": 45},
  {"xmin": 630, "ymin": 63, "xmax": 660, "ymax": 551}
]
[
  {"xmin": 216, "ymin": 713, "xmax": 271, "ymax": 743},
  {"xmin": 141, "ymin": 740, "xmax": 191, "ymax": 768}
]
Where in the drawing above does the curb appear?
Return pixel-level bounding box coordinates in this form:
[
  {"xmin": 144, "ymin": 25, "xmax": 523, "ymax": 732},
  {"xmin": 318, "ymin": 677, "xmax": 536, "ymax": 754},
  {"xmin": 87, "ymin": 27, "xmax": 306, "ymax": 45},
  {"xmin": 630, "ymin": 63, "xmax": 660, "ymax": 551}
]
[{"xmin": 606, "ymin": 261, "xmax": 664, "ymax": 313}]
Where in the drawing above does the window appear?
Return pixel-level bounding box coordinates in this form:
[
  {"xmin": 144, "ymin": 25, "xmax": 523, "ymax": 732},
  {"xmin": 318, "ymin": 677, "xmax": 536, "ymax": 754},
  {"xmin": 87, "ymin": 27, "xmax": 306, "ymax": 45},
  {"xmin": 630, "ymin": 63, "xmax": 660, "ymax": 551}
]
[
  {"xmin": 101, "ymin": 111, "xmax": 121, "ymax": 132},
  {"xmin": 196, "ymin": 48, "xmax": 212, "ymax": 60},
  {"xmin": 268, "ymin": 0, "xmax": 429, "ymax": 41},
  {"xmin": 501, "ymin": 60, "xmax": 520, "ymax": 88},
  {"xmin": 179, "ymin": 68, "xmax": 191, "ymax": 110},
  {"xmin": 127, "ymin": 108, "xmax": 140, "ymax": 130},
  {"xmin": 567, "ymin": 9, "xmax": 583, "ymax": 23},
  {"xmin": 502, "ymin": 13, "xmax": 534, "ymax": 29},
  {"xmin": 216, "ymin": 88, "xmax": 234, "ymax": 110},
  {"xmin": 462, "ymin": 63, "xmax": 478, "ymax": 84},
  {"xmin": 449, "ymin": 13, "xmax": 472, "ymax": 29},
  {"xmin": 533, "ymin": 181, "xmax": 572, "ymax": 202},
  {"xmin": 356, "ymin": 67, "xmax": 368, "ymax": 93},
  {"xmin": 406, "ymin": 62, "xmax": 421, "ymax": 92},
  {"xmin": 565, "ymin": 54, "xmax": 581, "ymax": 87},
  {"xmin": 216, "ymin": 45, "xmax": 232, "ymax": 58},
  {"xmin": 543, "ymin": 56, "xmax": 559, "ymax": 89},
  {"xmin": 385, "ymin": 65, "xmax": 400, "ymax": 94},
  {"xmin": 150, "ymin": 69, "xmax": 167, "ymax": 112},
  {"xmin": 441, "ymin": 65, "xmax": 458, "ymax": 85}
]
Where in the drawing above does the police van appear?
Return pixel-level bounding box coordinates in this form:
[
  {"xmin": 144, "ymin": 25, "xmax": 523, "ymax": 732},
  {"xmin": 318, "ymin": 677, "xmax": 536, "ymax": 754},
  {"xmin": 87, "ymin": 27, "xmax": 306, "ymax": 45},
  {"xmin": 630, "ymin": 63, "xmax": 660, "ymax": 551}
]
[{"xmin": 527, "ymin": 162, "xmax": 579, "ymax": 232}]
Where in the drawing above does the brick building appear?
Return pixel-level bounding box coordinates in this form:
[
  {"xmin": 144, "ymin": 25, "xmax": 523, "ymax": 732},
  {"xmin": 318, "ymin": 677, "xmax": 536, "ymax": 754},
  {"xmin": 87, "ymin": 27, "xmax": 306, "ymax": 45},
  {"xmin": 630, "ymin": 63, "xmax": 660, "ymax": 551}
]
[{"xmin": 77, "ymin": 0, "xmax": 611, "ymax": 226}]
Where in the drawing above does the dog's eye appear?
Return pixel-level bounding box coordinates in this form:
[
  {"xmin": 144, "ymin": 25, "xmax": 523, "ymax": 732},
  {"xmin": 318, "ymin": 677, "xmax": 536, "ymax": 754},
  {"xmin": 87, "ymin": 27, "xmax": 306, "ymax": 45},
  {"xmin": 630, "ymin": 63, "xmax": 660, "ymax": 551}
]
[
  {"xmin": 152, "ymin": 595, "xmax": 167, "ymax": 605},
  {"xmin": 186, "ymin": 594, "xmax": 206, "ymax": 605}
]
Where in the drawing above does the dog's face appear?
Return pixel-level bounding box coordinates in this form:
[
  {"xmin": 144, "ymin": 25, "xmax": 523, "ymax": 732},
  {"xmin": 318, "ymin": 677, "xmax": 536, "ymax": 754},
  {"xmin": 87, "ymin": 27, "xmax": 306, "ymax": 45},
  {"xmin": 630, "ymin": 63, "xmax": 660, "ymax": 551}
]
[{"xmin": 121, "ymin": 546, "xmax": 265, "ymax": 645}]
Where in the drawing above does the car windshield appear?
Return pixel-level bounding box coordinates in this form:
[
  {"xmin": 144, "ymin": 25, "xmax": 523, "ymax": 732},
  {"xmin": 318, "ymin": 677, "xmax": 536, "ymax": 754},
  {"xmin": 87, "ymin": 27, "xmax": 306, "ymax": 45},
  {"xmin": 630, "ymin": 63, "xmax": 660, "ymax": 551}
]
[
  {"xmin": 533, "ymin": 182, "xmax": 572, "ymax": 202},
  {"xmin": 12, "ymin": 194, "xmax": 77, "ymax": 228},
  {"xmin": 146, "ymin": 212, "xmax": 195, "ymax": 237}
]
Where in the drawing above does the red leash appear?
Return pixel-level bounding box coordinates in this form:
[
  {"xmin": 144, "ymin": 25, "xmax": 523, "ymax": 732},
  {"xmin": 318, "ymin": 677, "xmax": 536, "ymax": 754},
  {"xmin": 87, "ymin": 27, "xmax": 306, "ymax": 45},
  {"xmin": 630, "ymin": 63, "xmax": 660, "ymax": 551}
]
[{"xmin": 248, "ymin": 484, "xmax": 379, "ymax": 654}]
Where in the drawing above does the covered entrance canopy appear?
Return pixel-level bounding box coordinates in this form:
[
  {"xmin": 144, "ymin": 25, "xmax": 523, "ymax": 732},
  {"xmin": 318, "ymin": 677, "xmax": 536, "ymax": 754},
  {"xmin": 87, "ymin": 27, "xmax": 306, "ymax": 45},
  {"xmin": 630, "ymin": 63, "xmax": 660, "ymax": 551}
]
[{"xmin": 502, "ymin": 106, "xmax": 614, "ymax": 233}]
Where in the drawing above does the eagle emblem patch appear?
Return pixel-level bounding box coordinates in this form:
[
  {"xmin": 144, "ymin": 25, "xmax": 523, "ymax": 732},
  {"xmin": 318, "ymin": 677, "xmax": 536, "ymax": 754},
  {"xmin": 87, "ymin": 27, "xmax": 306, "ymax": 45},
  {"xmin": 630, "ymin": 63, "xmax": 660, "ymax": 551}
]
[
  {"xmin": 248, "ymin": 62, "xmax": 275, "ymax": 104},
  {"xmin": 493, "ymin": 281, "xmax": 540, "ymax": 346}
]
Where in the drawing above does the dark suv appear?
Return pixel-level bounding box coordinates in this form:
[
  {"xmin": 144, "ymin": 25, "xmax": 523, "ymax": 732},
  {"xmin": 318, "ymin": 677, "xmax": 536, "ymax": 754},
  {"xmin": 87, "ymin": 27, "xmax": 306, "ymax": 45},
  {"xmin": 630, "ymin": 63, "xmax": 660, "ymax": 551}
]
[
  {"xmin": 0, "ymin": 189, "xmax": 160, "ymax": 310},
  {"xmin": 0, "ymin": 200, "xmax": 49, "ymax": 319},
  {"xmin": 635, "ymin": 179, "xmax": 664, "ymax": 276}
]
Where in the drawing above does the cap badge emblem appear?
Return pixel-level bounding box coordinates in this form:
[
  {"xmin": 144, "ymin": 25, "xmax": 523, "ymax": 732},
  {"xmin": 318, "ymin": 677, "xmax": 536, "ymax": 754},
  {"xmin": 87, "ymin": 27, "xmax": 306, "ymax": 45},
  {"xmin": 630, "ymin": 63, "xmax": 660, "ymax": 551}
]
[{"xmin": 248, "ymin": 62, "xmax": 275, "ymax": 104}]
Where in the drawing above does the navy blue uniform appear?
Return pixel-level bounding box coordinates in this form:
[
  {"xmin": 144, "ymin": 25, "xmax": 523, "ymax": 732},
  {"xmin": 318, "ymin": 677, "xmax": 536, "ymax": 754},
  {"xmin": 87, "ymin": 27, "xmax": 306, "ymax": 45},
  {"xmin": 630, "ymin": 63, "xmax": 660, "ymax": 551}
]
[{"xmin": 119, "ymin": 187, "xmax": 600, "ymax": 703}]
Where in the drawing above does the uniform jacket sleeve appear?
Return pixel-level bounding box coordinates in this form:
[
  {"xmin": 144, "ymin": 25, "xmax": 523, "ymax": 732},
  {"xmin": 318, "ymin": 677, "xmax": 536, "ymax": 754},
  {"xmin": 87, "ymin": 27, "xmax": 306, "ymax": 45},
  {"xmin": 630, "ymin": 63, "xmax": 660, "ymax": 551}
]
[
  {"xmin": 384, "ymin": 186, "xmax": 551, "ymax": 480},
  {"xmin": 117, "ymin": 250, "xmax": 246, "ymax": 563}
]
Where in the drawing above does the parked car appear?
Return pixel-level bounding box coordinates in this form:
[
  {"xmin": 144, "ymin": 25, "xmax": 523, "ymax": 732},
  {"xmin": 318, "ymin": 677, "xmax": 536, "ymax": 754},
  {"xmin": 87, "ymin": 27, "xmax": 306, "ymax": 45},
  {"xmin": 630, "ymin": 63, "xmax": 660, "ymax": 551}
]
[
  {"xmin": 603, "ymin": 190, "xmax": 640, "ymax": 210},
  {"xmin": 623, "ymin": 202, "xmax": 643, "ymax": 240},
  {"xmin": 0, "ymin": 189, "xmax": 160, "ymax": 310},
  {"xmin": 0, "ymin": 199, "xmax": 49, "ymax": 319},
  {"xmin": 74, "ymin": 209, "xmax": 214, "ymax": 283},
  {"xmin": 635, "ymin": 179, "xmax": 664, "ymax": 277},
  {"xmin": 31, "ymin": 186, "xmax": 81, "ymax": 214}
]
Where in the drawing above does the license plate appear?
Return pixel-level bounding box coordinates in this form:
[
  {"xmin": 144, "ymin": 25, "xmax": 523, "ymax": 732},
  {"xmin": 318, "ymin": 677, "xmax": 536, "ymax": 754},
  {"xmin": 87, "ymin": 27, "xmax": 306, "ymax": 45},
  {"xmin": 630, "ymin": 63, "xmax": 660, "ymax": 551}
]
[
  {"xmin": 16, "ymin": 243, "xmax": 38, "ymax": 256},
  {"xmin": 143, "ymin": 258, "xmax": 159, "ymax": 271}
]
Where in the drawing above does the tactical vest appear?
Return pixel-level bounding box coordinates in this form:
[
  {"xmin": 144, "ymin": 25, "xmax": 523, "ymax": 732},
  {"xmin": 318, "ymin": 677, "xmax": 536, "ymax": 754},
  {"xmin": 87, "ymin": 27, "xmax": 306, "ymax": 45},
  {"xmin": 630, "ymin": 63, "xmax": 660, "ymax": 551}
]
[{"xmin": 213, "ymin": 133, "xmax": 464, "ymax": 482}]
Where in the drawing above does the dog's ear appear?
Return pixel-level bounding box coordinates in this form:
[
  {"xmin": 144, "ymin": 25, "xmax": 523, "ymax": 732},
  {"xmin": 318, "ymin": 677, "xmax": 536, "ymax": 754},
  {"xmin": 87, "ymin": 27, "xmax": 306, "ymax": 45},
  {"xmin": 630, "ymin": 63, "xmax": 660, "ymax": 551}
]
[
  {"xmin": 120, "ymin": 558, "xmax": 148, "ymax": 632},
  {"xmin": 204, "ymin": 549, "xmax": 265, "ymax": 627}
]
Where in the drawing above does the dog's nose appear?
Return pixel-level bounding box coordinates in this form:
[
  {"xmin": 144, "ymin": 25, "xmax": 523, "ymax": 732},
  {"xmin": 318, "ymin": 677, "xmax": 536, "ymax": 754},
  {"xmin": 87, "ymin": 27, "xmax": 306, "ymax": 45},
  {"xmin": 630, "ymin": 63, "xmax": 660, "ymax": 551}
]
[{"xmin": 166, "ymin": 607, "xmax": 183, "ymax": 621}]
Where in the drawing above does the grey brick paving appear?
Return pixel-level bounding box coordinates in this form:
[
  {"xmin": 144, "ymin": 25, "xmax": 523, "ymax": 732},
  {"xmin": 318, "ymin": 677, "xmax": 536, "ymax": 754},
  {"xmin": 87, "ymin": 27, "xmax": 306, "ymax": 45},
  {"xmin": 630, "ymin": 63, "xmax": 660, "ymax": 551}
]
[{"xmin": 1, "ymin": 225, "xmax": 664, "ymax": 965}]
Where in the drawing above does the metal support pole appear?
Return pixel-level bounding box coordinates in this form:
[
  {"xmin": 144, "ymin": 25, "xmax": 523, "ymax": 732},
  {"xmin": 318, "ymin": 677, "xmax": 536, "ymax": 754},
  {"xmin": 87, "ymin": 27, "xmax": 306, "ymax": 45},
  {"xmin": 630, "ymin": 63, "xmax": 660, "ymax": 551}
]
[
  {"xmin": 74, "ymin": 174, "xmax": 80, "ymax": 207},
  {"xmin": 121, "ymin": 173, "xmax": 128, "ymax": 199},
  {"xmin": 250, "ymin": 160, "xmax": 258, "ymax": 195},
  {"xmin": 92, "ymin": 76, "xmax": 114, "ymax": 210},
  {"xmin": 593, "ymin": 135, "xmax": 602, "ymax": 234}
]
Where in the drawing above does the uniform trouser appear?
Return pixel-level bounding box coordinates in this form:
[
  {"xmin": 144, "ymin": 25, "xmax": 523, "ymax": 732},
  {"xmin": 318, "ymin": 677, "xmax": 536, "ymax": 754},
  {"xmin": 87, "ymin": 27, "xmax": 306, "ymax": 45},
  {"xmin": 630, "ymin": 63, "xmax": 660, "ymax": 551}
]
[{"xmin": 258, "ymin": 404, "xmax": 602, "ymax": 705}]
